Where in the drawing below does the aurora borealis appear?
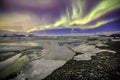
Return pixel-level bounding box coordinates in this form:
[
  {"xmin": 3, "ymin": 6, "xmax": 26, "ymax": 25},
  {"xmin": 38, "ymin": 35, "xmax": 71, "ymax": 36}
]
[{"xmin": 0, "ymin": 0, "xmax": 120, "ymax": 33}]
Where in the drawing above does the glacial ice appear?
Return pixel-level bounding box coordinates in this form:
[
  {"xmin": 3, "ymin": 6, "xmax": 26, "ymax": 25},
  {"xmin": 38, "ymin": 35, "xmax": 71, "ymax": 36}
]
[
  {"xmin": 41, "ymin": 42, "xmax": 75, "ymax": 60},
  {"xmin": 0, "ymin": 53, "xmax": 22, "ymax": 69},
  {"xmin": 13, "ymin": 42, "xmax": 116, "ymax": 80},
  {"xmin": 73, "ymin": 44, "xmax": 116, "ymax": 61},
  {"xmin": 14, "ymin": 42, "xmax": 75, "ymax": 80}
]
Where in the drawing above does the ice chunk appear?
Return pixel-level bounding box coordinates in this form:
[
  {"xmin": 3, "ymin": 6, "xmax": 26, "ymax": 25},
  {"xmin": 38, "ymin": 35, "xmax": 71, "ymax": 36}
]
[
  {"xmin": 73, "ymin": 44, "xmax": 116, "ymax": 61},
  {"xmin": 0, "ymin": 53, "xmax": 22, "ymax": 69},
  {"xmin": 41, "ymin": 42, "xmax": 75, "ymax": 61},
  {"xmin": 15, "ymin": 59, "xmax": 66, "ymax": 80}
]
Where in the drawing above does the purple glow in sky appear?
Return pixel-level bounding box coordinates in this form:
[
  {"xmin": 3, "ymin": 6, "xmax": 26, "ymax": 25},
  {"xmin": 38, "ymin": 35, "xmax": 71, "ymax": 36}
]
[{"xmin": 0, "ymin": 0, "xmax": 120, "ymax": 33}]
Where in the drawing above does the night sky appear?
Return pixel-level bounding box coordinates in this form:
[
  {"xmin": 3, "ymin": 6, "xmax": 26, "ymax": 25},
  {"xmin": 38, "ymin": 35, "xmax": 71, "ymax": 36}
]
[{"xmin": 0, "ymin": 0, "xmax": 120, "ymax": 34}]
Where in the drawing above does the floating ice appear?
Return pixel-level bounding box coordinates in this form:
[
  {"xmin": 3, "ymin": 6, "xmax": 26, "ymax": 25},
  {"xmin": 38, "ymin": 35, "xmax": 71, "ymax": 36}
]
[
  {"xmin": 0, "ymin": 53, "xmax": 22, "ymax": 69},
  {"xmin": 73, "ymin": 44, "xmax": 116, "ymax": 61},
  {"xmin": 96, "ymin": 43, "xmax": 108, "ymax": 47},
  {"xmin": 41, "ymin": 41, "xmax": 75, "ymax": 61},
  {"xmin": 21, "ymin": 59, "xmax": 66, "ymax": 80},
  {"xmin": 14, "ymin": 41, "xmax": 75, "ymax": 80}
]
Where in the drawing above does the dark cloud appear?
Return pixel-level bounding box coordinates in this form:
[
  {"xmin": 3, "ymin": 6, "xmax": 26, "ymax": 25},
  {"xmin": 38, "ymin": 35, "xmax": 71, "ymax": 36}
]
[{"xmin": 0, "ymin": 0, "xmax": 4, "ymax": 11}]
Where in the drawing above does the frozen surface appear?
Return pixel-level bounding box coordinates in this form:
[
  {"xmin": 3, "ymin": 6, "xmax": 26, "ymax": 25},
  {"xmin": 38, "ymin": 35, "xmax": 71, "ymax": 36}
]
[
  {"xmin": 96, "ymin": 43, "xmax": 108, "ymax": 47},
  {"xmin": 41, "ymin": 42, "xmax": 75, "ymax": 61},
  {"xmin": 12, "ymin": 41, "xmax": 116, "ymax": 80},
  {"xmin": 15, "ymin": 59, "xmax": 66, "ymax": 80},
  {"xmin": 73, "ymin": 44, "xmax": 116, "ymax": 61},
  {"xmin": 14, "ymin": 42, "xmax": 74, "ymax": 80}
]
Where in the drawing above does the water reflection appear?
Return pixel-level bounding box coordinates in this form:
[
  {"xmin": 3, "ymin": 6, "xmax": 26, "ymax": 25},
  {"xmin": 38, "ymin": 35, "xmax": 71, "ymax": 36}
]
[{"xmin": 0, "ymin": 41, "xmax": 39, "ymax": 46}]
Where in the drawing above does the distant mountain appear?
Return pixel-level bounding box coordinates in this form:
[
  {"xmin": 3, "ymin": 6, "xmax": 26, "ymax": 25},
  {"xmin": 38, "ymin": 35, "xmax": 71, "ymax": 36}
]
[
  {"xmin": 0, "ymin": 29, "xmax": 119, "ymax": 37},
  {"xmin": 0, "ymin": 30, "xmax": 28, "ymax": 37},
  {"xmin": 109, "ymin": 33, "xmax": 120, "ymax": 38},
  {"xmin": 95, "ymin": 31, "xmax": 120, "ymax": 37},
  {"xmin": 0, "ymin": 30, "xmax": 13, "ymax": 37}
]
